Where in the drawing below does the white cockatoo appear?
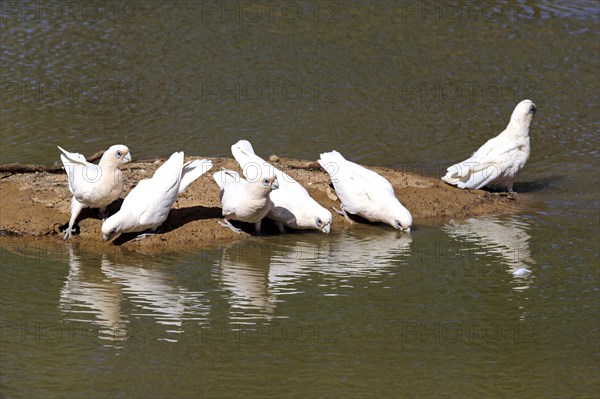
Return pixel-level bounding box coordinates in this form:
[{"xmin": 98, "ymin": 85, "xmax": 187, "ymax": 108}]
[
  {"xmin": 213, "ymin": 169, "xmax": 279, "ymax": 234},
  {"xmin": 101, "ymin": 152, "xmax": 212, "ymax": 241},
  {"xmin": 231, "ymin": 140, "xmax": 332, "ymax": 233},
  {"xmin": 442, "ymin": 99, "xmax": 537, "ymax": 192},
  {"xmin": 58, "ymin": 144, "xmax": 131, "ymax": 240},
  {"xmin": 318, "ymin": 150, "xmax": 412, "ymax": 231}
]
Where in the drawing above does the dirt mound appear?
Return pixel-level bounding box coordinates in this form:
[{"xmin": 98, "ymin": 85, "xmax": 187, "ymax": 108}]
[{"xmin": 0, "ymin": 157, "xmax": 525, "ymax": 253}]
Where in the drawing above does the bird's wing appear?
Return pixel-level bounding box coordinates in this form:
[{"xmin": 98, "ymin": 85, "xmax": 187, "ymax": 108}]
[
  {"xmin": 179, "ymin": 159, "xmax": 213, "ymax": 194},
  {"xmin": 116, "ymin": 179, "xmax": 155, "ymax": 228},
  {"xmin": 119, "ymin": 156, "xmax": 186, "ymax": 231},
  {"xmin": 152, "ymin": 152, "xmax": 184, "ymax": 193},
  {"xmin": 272, "ymin": 167, "xmax": 308, "ymax": 195},
  {"xmin": 58, "ymin": 146, "xmax": 97, "ymax": 195},
  {"xmin": 470, "ymin": 133, "xmax": 519, "ymax": 160},
  {"xmin": 114, "ymin": 152, "xmax": 183, "ymax": 228},
  {"xmin": 319, "ymin": 151, "xmax": 374, "ymax": 214},
  {"xmin": 443, "ymin": 134, "xmax": 524, "ymax": 189},
  {"xmin": 213, "ymin": 171, "xmax": 248, "ymax": 217},
  {"xmin": 345, "ymin": 159, "xmax": 394, "ymax": 195},
  {"xmin": 319, "ymin": 150, "xmax": 392, "ymax": 193},
  {"xmin": 120, "ymin": 179, "xmax": 152, "ymax": 212}
]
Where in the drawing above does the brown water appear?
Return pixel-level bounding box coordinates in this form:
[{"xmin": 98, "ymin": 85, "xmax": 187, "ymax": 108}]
[{"xmin": 1, "ymin": 1, "xmax": 599, "ymax": 398}]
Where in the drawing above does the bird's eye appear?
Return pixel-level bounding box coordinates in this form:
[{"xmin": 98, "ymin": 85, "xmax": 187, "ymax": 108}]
[
  {"xmin": 316, "ymin": 218, "xmax": 322, "ymax": 226},
  {"xmin": 529, "ymin": 105, "xmax": 536, "ymax": 114},
  {"xmin": 396, "ymin": 221, "xmax": 403, "ymax": 229},
  {"xmin": 116, "ymin": 150, "xmax": 122, "ymax": 158},
  {"xmin": 110, "ymin": 228, "xmax": 117, "ymax": 234},
  {"xmin": 262, "ymin": 178, "xmax": 270, "ymax": 186}
]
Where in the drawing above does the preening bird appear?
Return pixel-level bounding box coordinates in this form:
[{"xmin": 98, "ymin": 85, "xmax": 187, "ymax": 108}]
[
  {"xmin": 102, "ymin": 152, "xmax": 212, "ymax": 241},
  {"xmin": 58, "ymin": 144, "xmax": 131, "ymax": 240},
  {"xmin": 231, "ymin": 140, "xmax": 332, "ymax": 233},
  {"xmin": 213, "ymin": 169, "xmax": 279, "ymax": 234},
  {"xmin": 318, "ymin": 150, "xmax": 412, "ymax": 231},
  {"xmin": 441, "ymin": 99, "xmax": 537, "ymax": 192}
]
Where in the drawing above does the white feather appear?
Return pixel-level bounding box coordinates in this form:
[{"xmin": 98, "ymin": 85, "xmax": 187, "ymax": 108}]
[
  {"xmin": 58, "ymin": 144, "xmax": 131, "ymax": 239},
  {"xmin": 442, "ymin": 99, "xmax": 536, "ymax": 191},
  {"xmin": 213, "ymin": 169, "xmax": 275, "ymax": 225},
  {"xmin": 318, "ymin": 150, "xmax": 412, "ymax": 230},
  {"xmin": 231, "ymin": 140, "xmax": 332, "ymax": 233},
  {"xmin": 101, "ymin": 152, "xmax": 212, "ymax": 240},
  {"xmin": 180, "ymin": 159, "xmax": 214, "ymax": 194}
]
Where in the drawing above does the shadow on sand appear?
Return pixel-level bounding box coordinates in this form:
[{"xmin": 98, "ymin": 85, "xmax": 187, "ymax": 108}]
[{"xmin": 112, "ymin": 205, "xmax": 223, "ymax": 245}]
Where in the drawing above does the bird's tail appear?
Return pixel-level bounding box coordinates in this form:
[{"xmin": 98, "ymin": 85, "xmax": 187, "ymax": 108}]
[
  {"xmin": 317, "ymin": 150, "xmax": 345, "ymax": 174},
  {"xmin": 442, "ymin": 158, "xmax": 501, "ymax": 190},
  {"xmin": 231, "ymin": 139, "xmax": 277, "ymax": 183},
  {"xmin": 231, "ymin": 139, "xmax": 256, "ymax": 166},
  {"xmin": 57, "ymin": 146, "xmax": 89, "ymax": 168},
  {"xmin": 152, "ymin": 152, "xmax": 185, "ymax": 193},
  {"xmin": 213, "ymin": 169, "xmax": 242, "ymax": 190},
  {"xmin": 179, "ymin": 159, "xmax": 213, "ymax": 194}
]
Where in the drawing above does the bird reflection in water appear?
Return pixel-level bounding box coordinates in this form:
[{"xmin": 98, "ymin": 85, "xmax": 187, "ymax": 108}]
[
  {"xmin": 59, "ymin": 246, "xmax": 209, "ymax": 344},
  {"xmin": 59, "ymin": 246, "xmax": 123, "ymax": 343},
  {"xmin": 218, "ymin": 228, "xmax": 412, "ymax": 320},
  {"xmin": 443, "ymin": 216, "xmax": 535, "ymax": 291}
]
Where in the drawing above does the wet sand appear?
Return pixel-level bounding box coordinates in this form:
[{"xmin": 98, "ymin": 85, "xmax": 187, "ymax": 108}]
[{"xmin": 0, "ymin": 156, "xmax": 526, "ymax": 254}]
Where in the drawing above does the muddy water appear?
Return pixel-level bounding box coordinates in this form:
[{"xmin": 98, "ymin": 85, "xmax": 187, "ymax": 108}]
[{"xmin": 1, "ymin": 1, "xmax": 598, "ymax": 398}]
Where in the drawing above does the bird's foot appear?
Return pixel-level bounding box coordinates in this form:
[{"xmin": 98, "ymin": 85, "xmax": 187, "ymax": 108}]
[
  {"xmin": 218, "ymin": 219, "xmax": 241, "ymax": 234},
  {"xmin": 276, "ymin": 222, "xmax": 286, "ymax": 234},
  {"xmin": 254, "ymin": 221, "xmax": 265, "ymax": 236},
  {"xmin": 332, "ymin": 206, "xmax": 344, "ymax": 216},
  {"xmin": 98, "ymin": 208, "xmax": 108, "ymax": 220},
  {"xmin": 133, "ymin": 232, "xmax": 155, "ymax": 241},
  {"xmin": 498, "ymin": 191, "xmax": 518, "ymax": 200},
  {"xmin": 62, "ymin": 229, "xmax": 73, "ymax": 241},
  {"xmin": 332, "ymin": 206, "xmax": 354, "ymax": 224}
]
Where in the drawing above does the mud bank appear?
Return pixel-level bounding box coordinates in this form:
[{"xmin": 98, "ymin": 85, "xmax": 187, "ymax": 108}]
[{"xmin": 0, "ymin": 156, "xmax": 526, "ymax": 253}]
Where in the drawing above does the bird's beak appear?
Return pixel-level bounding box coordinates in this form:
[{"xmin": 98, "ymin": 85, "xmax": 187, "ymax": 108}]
[
  {"xmin": 529, "ymin": 106, "xmax": 536, "ymax": 115},
  {"xmin": 123, "ymin": 152, "xmax": 132, "ymax": 163},
  {"xmin": 321, "ymin": 223, "xmax": 331, "ymax": 234},
  {"xmin": 403, "ymin": 227, "xmax": 411, "ymax": 233},
  {"xmin": 102, "ymin": 234, "xmax": 110, "ymax": 241},
  {"xmin": 271, "ymin": 178, "xmax": 279, "ymax": 190}
]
